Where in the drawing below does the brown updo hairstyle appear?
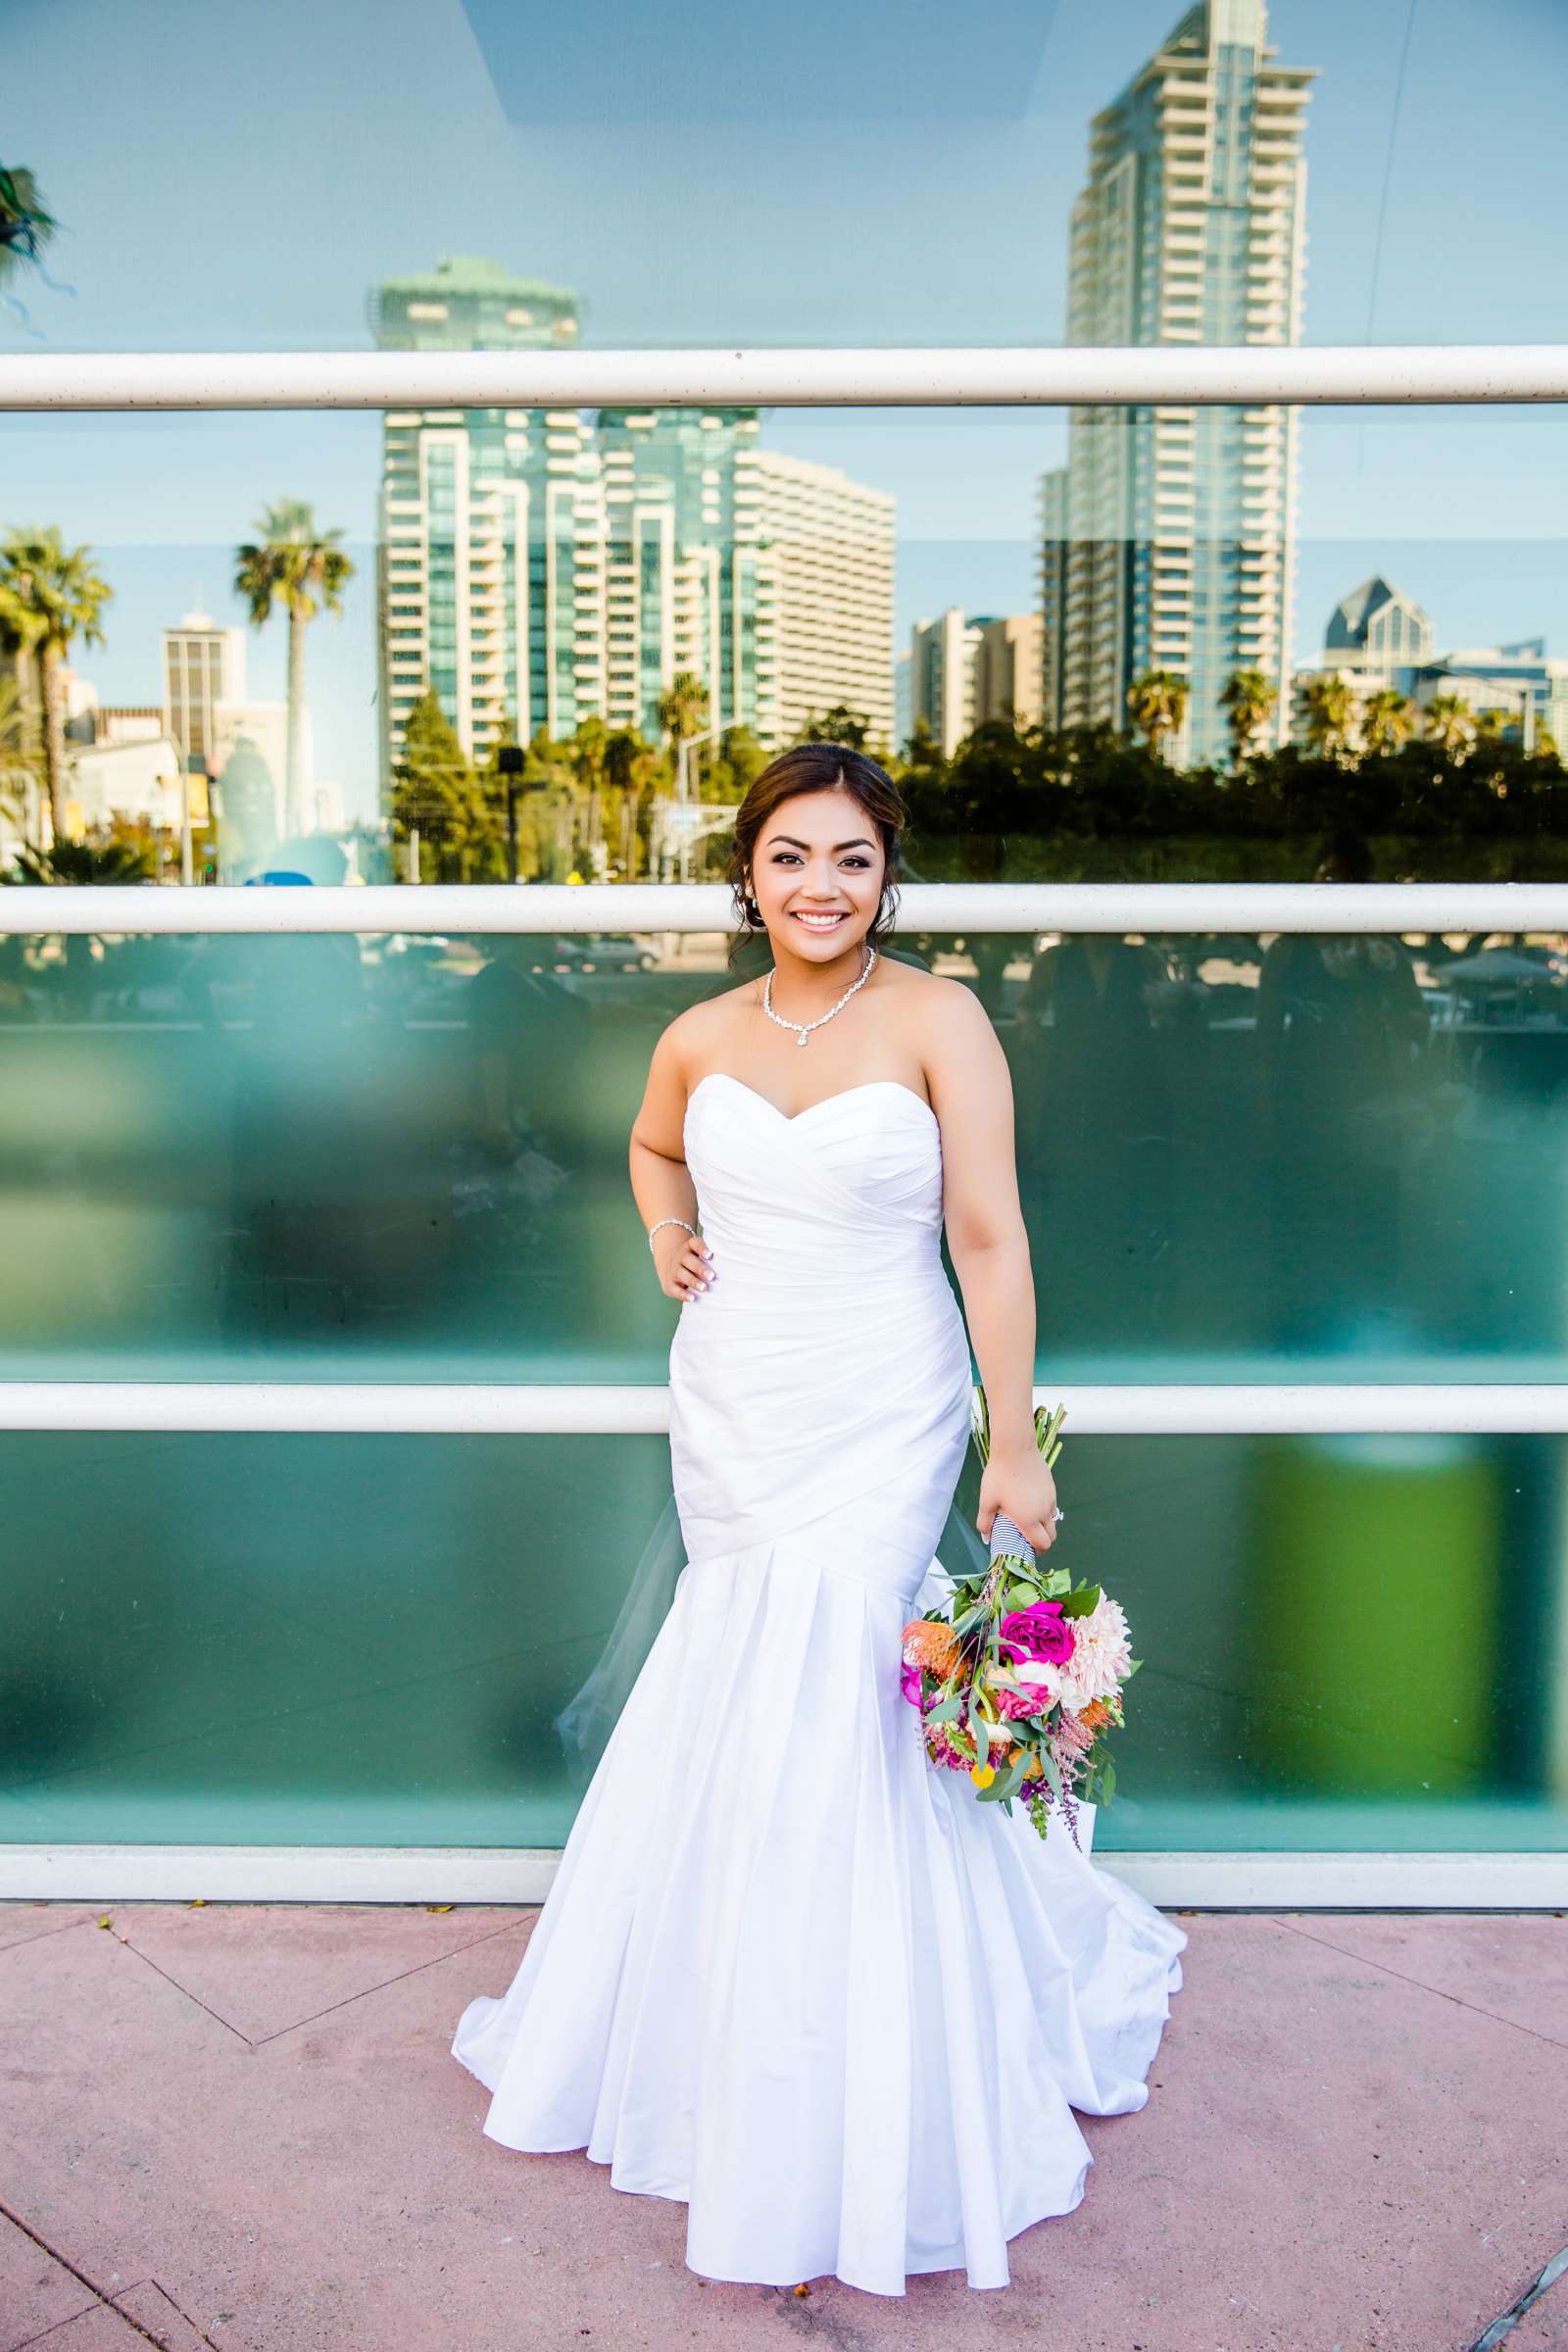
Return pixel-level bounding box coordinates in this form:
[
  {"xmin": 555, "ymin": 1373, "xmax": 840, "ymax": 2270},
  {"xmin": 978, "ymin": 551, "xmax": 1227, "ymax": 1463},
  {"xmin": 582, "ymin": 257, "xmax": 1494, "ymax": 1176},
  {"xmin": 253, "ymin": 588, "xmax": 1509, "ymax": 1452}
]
[{"xmin": 726, "ymin": 742, "xmax": 906, "ymax": 972}]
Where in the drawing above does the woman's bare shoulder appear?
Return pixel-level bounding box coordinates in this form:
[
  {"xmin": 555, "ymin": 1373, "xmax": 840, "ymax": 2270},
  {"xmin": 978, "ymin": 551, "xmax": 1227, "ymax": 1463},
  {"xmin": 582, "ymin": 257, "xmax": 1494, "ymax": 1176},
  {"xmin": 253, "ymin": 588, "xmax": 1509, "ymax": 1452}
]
[
  {"xmin": 656, "ymin": 978, "xmax": 759, "ymax": 1069},
  {"xmin": 880, "ymin": 959, "xmax": 991, "ymax": 1028}
]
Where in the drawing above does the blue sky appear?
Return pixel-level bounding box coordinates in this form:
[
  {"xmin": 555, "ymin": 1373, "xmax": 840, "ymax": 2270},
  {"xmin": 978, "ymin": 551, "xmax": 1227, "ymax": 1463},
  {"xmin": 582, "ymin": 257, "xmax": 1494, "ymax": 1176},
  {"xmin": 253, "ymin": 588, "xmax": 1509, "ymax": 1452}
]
[{"xmin": 7, "ymin": 0, "xmax": 1568, "ymax": 815}]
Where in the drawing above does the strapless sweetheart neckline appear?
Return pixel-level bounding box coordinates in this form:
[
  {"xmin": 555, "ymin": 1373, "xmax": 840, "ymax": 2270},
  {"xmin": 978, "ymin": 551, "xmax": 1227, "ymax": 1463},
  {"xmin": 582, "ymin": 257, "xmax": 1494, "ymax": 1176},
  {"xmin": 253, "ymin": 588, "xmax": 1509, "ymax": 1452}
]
[{"xmin": 687, "ymin": 1068, "xmax": 938, "ymax": 1130}]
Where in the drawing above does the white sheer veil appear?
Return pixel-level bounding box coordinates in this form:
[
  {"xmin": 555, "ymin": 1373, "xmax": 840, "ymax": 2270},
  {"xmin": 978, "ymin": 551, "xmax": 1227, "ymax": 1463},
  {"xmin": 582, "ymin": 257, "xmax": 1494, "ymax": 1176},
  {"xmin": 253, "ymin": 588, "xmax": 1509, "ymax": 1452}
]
[{"xmin": 553, "ymin": 1488, "xmax": 993, "ymax": 1786}]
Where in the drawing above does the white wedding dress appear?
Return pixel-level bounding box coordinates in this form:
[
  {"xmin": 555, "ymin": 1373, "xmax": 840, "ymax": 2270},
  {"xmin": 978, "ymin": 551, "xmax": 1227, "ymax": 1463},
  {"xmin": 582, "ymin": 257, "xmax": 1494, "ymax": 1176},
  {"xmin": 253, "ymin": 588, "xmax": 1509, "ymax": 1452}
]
[{"xmin": 452, "ymin": 1070, "xmax": 1187, "ymax": 2296}]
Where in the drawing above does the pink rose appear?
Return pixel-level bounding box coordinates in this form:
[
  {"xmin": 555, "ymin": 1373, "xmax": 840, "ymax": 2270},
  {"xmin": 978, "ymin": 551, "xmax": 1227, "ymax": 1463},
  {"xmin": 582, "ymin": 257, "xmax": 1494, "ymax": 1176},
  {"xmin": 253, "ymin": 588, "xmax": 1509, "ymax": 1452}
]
[
  {"xmin": 1000, "ymin": 1599, "xmax": 1076, "ymax": 1668},
  {"xmin": 991, "ymin": 1679, "xmax": 1044, "ymax": 1721}
]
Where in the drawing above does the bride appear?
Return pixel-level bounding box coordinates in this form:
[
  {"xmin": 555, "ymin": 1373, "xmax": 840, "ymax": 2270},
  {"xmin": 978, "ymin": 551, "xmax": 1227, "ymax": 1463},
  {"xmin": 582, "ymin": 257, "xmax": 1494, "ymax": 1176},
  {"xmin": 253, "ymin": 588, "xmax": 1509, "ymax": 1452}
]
[{"xmin": 452, "ymin": 742, "xmax": 1186, "ymax": 2297}]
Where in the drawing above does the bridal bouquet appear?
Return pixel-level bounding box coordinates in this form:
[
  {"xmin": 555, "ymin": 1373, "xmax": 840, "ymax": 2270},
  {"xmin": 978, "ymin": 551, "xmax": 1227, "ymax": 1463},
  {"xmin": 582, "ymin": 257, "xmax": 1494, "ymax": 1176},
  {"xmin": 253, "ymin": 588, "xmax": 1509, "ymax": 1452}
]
[{"xmin": 900, "ymin": 1386, "xmax": 1142, "ymax": 1848}]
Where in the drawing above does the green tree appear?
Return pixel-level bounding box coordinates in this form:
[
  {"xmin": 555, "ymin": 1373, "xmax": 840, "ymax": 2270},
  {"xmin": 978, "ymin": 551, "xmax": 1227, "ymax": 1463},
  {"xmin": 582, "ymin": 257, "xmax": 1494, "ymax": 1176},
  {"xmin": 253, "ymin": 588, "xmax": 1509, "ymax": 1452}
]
[
  {"xmin": 709, "ymin": 724, "xmax": 768, "ymax": 803},
  {"xmin": 234, "ymin": 500, "xmax": 355, "ymax": 836},
  {"xmin": 1299, "ymin": 672, "xmax": 1356, "ymax": 760},
  {"xmin": 0, "ymin": 167, "xmax": 61, "ymax": 308},
  {"xmin": 1360, "ymin": 687, "xmax": 1416, "ymax": 757},
  {"xmin": 1125, "ymin": 669, "xmax": 1189, "ymax": 758},
  {"xmin": 902, "ymin": 714, "xmax": 942, "ymax": 768},
  {"xmin": 1423, "ymin": 693, "xmax": 1474, "ymax": 759},
  {"xmin": 0, "ymin": 527, "xmax": 114, "ymax": 845},
  {"xmin": 657, "ymin": 670, "xmax": 710, "ymax": 756},
  {"xmin": 1218, "ymin": 668, "xmax": 1278, "ymax": 766},
  {"xmin": 5, "ymin": 838, "xmax": 154, "ymax": 886},
  {"xmin": 794, "ymin": 704, "xmax": 874, "ymax": 752},
  {"xmin": 516, "ymin": 727, "xmax": 581, "ymax": 883},
  {"xmin": 568, "ymin": 714, "xmax": 610, "ymax": 865},
  {"xmin": 390, "ymin": 689, "xmax": 498, "ymax": 881},
  {"xmin": 606, "ymin": 728, "xmax": 664, "ymax": 881},
  {"xmin": 0, "ymin": 672, "xmax": 40, "ymax": 838}
]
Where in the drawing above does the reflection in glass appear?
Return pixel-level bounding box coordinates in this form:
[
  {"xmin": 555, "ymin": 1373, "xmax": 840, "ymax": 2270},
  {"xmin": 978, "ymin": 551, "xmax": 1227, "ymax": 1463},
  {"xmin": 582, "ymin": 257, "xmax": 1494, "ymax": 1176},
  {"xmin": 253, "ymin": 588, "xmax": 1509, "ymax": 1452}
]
[
  {"xmin": 0, "ymin": 1429, "xmax": 1561, "ymax": 1854},
  {"xmin": 5, "ymin": 922, "xmax": 1568, "ymax": 1379}
]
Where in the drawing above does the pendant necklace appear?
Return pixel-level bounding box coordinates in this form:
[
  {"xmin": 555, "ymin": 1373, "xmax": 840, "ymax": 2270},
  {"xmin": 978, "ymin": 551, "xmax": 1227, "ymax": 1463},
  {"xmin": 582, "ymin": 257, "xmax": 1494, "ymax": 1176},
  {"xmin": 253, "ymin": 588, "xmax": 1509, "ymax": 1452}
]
[{"xmin": 763, "ymin": 943, "xmax": 878, "ymax": 1047}]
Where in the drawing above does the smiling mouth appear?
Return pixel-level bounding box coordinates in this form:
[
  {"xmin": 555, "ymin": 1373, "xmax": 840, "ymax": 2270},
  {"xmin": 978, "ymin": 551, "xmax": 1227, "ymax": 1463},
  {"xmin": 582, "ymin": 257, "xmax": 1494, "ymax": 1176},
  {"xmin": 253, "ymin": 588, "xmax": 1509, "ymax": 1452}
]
[{"xmin": 791, "ymin": 910, "xmax": 849, "ymax": 929}]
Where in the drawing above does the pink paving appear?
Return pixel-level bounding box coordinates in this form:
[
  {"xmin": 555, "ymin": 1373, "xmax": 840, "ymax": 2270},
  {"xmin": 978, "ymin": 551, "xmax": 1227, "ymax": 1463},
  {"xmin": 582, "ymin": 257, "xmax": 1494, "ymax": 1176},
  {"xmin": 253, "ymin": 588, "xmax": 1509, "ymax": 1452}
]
[{"xmin": 3, "ymin": 1899, "xmax": 1566, "ymax": 2352}]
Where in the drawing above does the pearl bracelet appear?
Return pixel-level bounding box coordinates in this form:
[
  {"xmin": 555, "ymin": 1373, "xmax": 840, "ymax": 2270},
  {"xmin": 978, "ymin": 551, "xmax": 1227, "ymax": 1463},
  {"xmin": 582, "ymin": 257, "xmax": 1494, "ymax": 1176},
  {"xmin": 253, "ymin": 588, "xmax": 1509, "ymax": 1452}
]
[{"xmin": 647, "ymin": 1216, "xmax": 698, "ymax": 1252}]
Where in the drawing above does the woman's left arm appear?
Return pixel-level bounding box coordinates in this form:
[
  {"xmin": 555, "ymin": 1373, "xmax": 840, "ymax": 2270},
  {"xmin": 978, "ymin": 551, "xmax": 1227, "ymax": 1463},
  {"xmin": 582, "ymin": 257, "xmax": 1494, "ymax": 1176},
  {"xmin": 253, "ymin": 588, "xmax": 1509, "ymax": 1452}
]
[{"xmin": 925, "ymin": 981, "xmax": 1060, "ymax": 1552}]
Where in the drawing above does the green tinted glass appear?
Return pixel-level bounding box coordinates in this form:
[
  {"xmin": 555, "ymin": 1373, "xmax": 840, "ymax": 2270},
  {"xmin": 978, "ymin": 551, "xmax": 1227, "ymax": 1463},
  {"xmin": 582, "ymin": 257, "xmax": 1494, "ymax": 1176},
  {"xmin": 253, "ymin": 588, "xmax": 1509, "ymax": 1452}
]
[{"xmin": 1, "ymin": 1429, "xmax": 1560, "ymax": 1855}]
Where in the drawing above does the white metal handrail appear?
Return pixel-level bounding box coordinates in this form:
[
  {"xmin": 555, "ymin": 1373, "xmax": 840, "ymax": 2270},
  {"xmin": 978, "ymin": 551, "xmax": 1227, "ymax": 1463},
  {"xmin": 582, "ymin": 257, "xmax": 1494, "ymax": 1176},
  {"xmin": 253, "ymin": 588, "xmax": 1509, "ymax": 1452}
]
[
  {"xmin": 0, "ymin": 1383, "xmax": 1565, "ymax": 1435},
  {"xmin": 1, "ymin": 881, "xmax": 1564, "ymax": 935},
  {"xmin": 5, "ymin": 344, "xmax": 1568, "ymax": 412}
]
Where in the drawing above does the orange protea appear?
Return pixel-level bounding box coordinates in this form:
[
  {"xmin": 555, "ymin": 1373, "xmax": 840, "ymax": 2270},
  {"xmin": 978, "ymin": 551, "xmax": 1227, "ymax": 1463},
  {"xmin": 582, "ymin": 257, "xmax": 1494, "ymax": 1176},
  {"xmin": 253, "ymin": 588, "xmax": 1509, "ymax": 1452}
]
[
  {"xmin": 901, "ymin": 1619, "xmax": 960, "ymax": 1678},
  {"xmin": 1077, "ymin": 1697, "xmax": 1116, "ymax": 1735}
]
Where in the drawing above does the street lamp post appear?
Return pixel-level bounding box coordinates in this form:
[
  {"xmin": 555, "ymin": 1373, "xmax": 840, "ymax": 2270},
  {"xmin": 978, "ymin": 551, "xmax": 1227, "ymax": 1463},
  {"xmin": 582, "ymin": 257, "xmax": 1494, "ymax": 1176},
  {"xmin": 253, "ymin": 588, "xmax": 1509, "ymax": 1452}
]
[
  {"xmin": 674, "ymin": 721, "xmax": 725, "ymax": 887},
  {"xmin": 497, "ymin": 744, "xmax": 525, "ymax": 884}
]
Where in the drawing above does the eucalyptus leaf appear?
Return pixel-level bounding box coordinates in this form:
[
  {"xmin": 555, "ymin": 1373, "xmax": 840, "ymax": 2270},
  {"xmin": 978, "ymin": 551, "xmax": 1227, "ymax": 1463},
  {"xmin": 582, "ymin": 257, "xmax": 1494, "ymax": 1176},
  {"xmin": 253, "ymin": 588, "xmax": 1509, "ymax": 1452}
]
[
  {"xmin": 1059, "ymin": 1586, "xmax": 1101, "ymax": 1618},
  {"xmin": 926, "ymin": 1692, "xmax": 963, "ymax": 1726}
]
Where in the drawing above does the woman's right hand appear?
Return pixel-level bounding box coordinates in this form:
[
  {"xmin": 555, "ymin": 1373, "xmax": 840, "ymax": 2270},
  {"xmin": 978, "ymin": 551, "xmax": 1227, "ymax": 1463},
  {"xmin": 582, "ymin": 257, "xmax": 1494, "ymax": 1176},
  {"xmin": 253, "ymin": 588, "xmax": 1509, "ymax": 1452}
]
[{"xmin": 653, "ymin": 1227, "xmax": 715, "ymax": 1303}]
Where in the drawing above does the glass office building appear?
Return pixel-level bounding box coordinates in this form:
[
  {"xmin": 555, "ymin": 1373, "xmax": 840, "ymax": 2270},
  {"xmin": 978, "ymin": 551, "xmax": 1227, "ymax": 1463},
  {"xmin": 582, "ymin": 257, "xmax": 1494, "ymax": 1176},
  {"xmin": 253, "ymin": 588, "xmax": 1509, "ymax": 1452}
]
[{"xmin": 1040, "ymin": 0, "xmax": 1312, "ymax": 765}]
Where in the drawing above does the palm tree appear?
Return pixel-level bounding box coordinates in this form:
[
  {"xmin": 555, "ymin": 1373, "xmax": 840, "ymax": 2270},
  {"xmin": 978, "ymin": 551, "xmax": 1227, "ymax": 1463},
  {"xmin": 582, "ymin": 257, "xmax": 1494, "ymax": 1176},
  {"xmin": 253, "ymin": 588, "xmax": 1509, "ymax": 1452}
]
[
  {"xmin": 1360, "ymin": 687, "xmax": 1415, "ymax": 758},
  {"xmin": 0, "ymin": 667, "xmax": 40, "ymax": 842},
  {"xmin": 0, "ymin": 527, "xmax": 114, "ymax": 844},
  {"xmin": 606, "ymin": 728, "xmax": 662, "ymax": 881},
  {"xmin": 1423, "ymin": 694, "xmax": 1474, "ymax": 759},
  {"xmin": 1125, "ymin": 669, "xmax": 1189, "ymax": 759},
  {"xmin": 657, "ymin": 670, "xmax": 710, "ymax": 760},
  {"xmin": 1299, "ymin": 672, "xmax": 1356, "ymax": 761},
  {"xmin": 0, "ymin": 166, "xmax": 62, "ymax": 314},
  {"xmin": 570, "ymin": 714, "xmax": 610, "ymax": 861},
  {"xmin": 1218, "ymin": 668, "xmax": 1278, "ymax": 766},
  {"xmin": 234, "ymin": 501, "xmax": 354, "ymax": 836}
]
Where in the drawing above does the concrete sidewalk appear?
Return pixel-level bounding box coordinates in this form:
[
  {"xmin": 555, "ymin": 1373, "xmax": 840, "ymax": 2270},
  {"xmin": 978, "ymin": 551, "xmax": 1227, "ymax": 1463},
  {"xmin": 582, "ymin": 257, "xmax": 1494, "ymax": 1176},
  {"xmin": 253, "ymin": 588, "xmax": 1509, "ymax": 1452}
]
[{"xmin": 3, "ymin": 1898, "xmax": 1565, "ymax": 2352}]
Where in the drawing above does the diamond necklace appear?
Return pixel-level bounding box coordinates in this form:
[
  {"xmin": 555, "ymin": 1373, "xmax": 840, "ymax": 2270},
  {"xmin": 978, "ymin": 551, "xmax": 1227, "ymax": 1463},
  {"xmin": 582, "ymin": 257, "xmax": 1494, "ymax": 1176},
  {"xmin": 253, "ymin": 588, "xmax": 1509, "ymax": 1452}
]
[{"xmin": 763, "ymin": 942, "xmax": 878, "ymax": 1048}]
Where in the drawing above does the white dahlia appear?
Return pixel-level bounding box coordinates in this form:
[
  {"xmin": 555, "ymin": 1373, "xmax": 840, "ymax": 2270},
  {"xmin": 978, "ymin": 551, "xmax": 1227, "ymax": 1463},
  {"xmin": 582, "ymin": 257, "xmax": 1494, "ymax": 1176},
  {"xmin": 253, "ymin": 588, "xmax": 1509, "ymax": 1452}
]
[{"xmin": 1054, "ymin": 1594, "xmax": 1133, "ymax": 1711}]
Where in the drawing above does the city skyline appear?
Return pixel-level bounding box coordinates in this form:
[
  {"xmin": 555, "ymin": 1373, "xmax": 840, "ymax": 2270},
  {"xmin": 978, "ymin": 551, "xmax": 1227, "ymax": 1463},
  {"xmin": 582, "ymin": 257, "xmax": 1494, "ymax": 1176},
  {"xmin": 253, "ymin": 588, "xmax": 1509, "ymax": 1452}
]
[{"xmin": 11, "ymin": 0, "xmax": 1568, "ymax": 820}]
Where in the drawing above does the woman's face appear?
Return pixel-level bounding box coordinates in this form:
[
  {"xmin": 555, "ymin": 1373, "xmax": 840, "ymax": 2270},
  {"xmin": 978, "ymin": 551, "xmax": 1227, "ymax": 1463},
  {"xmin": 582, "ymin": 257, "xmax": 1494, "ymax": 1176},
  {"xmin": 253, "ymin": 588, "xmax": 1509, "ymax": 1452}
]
[{"xmin": 749, "ymin": 787, "xmax": 886, "ymax": 958}]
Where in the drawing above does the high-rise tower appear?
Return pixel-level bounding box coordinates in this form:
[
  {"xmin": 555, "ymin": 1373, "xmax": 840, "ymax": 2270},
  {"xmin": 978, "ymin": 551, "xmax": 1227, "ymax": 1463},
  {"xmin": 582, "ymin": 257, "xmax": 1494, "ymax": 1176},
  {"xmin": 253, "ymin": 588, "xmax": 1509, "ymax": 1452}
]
[
  {"xmin": 371, "ymin": 255, "xmax": 897, "ymax": 784},
  {"xmin": 370, "ymin": 255, "xmax": 599, "ymax": 776},
  {"xmin": 1038, "ymin": 2, "xmax": 1313, "ymax": 763}
]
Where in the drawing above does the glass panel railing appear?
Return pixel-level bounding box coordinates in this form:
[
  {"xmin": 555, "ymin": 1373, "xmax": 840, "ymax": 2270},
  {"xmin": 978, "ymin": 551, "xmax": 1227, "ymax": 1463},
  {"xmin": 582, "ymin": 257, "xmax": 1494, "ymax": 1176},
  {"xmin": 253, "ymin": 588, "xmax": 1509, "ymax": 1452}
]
[
  {"xmin": 1, "ymin": 1429, "xmax": 1561, "ymax": 1854},
  {"xmin": 3, "ymin": 925, "xmax": 1568, "ymax": 1381}
]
